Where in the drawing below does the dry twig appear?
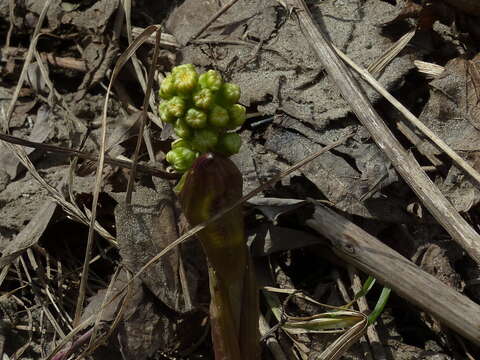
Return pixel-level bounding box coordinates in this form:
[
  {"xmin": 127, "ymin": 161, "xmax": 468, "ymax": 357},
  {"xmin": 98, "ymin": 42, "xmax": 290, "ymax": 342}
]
[{"xmin": 290, "ymin": 0, "xmax": 480, "ymax": 264}]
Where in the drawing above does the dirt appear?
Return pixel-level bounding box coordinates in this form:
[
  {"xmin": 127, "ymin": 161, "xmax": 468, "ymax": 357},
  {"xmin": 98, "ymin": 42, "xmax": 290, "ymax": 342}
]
[{"xmin": 0, "ymin": 0, "xmax": 480, "ymax": 359}]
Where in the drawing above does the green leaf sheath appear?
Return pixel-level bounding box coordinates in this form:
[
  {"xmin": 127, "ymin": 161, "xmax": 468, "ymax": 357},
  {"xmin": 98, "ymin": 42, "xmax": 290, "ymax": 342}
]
[
  {"xmin": 179, "ymin": 153, "xmax": 246, "ymax": 290},
  {"xmin": 179, "ymin": 153, "xmax": 260, "ymax": 359}
]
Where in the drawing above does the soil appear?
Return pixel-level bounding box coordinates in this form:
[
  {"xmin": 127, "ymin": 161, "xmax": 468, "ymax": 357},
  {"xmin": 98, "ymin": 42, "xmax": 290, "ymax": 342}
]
[{"xmin": 0, "ymin": 0, "xmax": 480, "ymax": 359}]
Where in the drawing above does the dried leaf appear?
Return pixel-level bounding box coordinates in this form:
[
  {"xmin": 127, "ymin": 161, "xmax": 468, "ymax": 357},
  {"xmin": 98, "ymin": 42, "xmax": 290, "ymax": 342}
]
[
  {"xmin": 0, "ymin": 105, "xmax": 51, "ymax": 178},
  {"xmin": 466, "ymin": 59, "xmax": 480, "ymax": 131},
  {"xmin": 0, "ymin": 198, "xmax": 56, "ymax": 267},
  {"xmin": 114, "ymin": 183, "xmax": 182, "ymax": 312}
]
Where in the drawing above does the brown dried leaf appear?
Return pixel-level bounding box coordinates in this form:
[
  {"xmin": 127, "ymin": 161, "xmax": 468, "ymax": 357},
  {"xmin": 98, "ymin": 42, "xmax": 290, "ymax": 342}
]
[
  {"xmin": 417, "ymin": 55, "xmax": 480, "ymax": 211},
  {"xmin": 466, "ymin": 57, "xmax": 480, "ymax": 131},
  {"xmin": 114, "ymin": 183, "xmax": 182, "ymax": 312},
  {"xmin": 0, "ymin": 199, "xmax": 56, "ymax": 267},
  {"xmin": 0, "ymin": 105, "xmax": 51, "ymax": 178}
]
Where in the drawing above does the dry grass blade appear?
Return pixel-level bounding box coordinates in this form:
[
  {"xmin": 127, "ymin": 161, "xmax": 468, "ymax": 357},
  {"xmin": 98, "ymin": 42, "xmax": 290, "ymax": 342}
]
[
  {"xmin": 317, "ymin": 317, "xmax": 368, "ymax": 360},
  {"xmin": 122, "ymin": 0, "xmax": 157, "ymax": 114},
  {"xmin": 414, "ymin": 60, "xmax": 445, "ymax": 78},
  {"xmin": 0, "ymin": 134, "xmax": 116, "ymax": 244},
  {"xmin": 367, "ymin": 28, "xmax": 415, "ymax": 76},
  {"xmin": 126, "ymin": 29, "xmax": 162, "ymax": 204},
  {"xmin": 73, "ymin": 24, "xmax": 161, "ymax": 326},
  {"xmin": 334, "ymin": 46, "xmax": 480, "ymax": 189},
  {"xmin": 291, "ymin": 0, "xmax": 480, "ymax": 264},
  {"xmin": 132, "ymin": 26, "xmax": 179, "ymax": 48},
  {"xmin": 11, "ymin": 295, "xmax": 34, "ymax": 359},
  {"xmin": 4, "ymin": 0, "xmax": 53, "ymax": 130},
  {"xmin": 264, "ymin": 287, "xmax": 368, "ymax": 359},
  {"xmin": 0, "ymin": 132, "xmax": 179, "ymax": 179},
  {"xmin": 87, "ymin": 266, "xmax": 122, "ymax": 349}
]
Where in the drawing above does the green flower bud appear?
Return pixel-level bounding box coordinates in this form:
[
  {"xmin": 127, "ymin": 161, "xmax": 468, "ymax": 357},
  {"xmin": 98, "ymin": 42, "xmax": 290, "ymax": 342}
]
[
  {"xmin": 167, "ymin": 96, "xmax": 186, "ymax": 118},
  {"xmin": 159, "ymin": 74, "xmax": 176, "ymax": 99},
  {"xmin": 227, "ymin": 104, "xmax": 246, "ymax": 129},
  {"xmin": 166, "ymin": 147, "xmax": 197, "ymax": 172},
  {"xmin": 174, "ymin": 68, "xmax": 198, "ymax": 94},
  {"xmin": 198, "ymin": 70, "xmax": 223, "ymax": 91},
  {"xmin": 218, "ymin": 132, "xmax": 242, "ymax": 155},
  {"xmin": 191, "ymin": 128, "xmax": 218, "ymax": 153},
  {"xmin": 220, "ymin": 82, "xmax": 241, "ymax": 105},
  {"xmin": 172, "ymin": 64, "xmax": 196, "ymax": 75},
  {"xmin": 171, "ymin": 138, "xmax": 192, "ymax": 150},
  {"xmin": 158, "ymin": 101, "xmax": 175, "ymax": 123},
  {"xmin": 209, "ymin": 104, "xmax": 230, "ymax": 128},
  {"xmin": 193, "ymin": 88, "xmax": 215, "ymax": 110},
  {"xmin": 174, "ymin": 118, "xmax": 192, "ymax": 139},
  {"xmin": 185, "ymin": 108, "xmax": 208, "ymax": 128}
]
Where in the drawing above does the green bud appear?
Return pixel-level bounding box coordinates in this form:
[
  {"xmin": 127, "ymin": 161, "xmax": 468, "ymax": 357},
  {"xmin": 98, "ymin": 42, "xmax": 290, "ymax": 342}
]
[
  {"xmin": 172, "ymin": 64, "xmax": 196, "ymax": 75},
  {"xmin": 174, "ymin": 118, "xmax": 192, "ymax": 139},
  {"xmin": 159, "ymin": 74, "xmax": 176, "ymax": 99},
  {"xmin": 218, "ymin": 132, "xmax": 242, "ymax": 155},
  {"xmin": 185, "ymin": 108, "xmax": 208, "ymax": 128},
  {"xmin": 198, "ymin": 70, "xmax": 223, "ymax": 91},
  {"xmin": 191, "ymin": 128, "xmax": 218, "ymax": 153},
  {"xmin": 209, "ymin": 104, "xmax": 230, "ymax": 128},
  {"xmin": 166, "ymin": 147, "xmax": 197, "ymax": 172},
  {"xmin": 193, "ymin": 88, "xmax": 215, "ymax": 110},
  {"xmin": 220, "ymin": 83, "xmax": 241, "ymax": 105},
  {"xmin": 174, "ymin": 68, "xmax": 198, "ymax": 94},
  {"xmin": 171, "ymin": 138, "xmax": 192, "ymax": 150},
  {"xmin": 158, "ymin": 101, "xmax": 175, "ymax": 123},
  {"xmin": 167, "ymin": 96, "xmax": 186, "ymax": 118},
  {"xmin": 227, "ymin": 104, "xmax": 246, "ymax": 129}
]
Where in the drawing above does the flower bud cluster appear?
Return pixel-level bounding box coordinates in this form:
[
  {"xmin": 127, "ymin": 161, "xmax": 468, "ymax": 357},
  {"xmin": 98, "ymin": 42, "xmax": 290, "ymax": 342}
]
[{"xmin": 158, "ymin": 64, "xmax": 246, "ymax": 172}]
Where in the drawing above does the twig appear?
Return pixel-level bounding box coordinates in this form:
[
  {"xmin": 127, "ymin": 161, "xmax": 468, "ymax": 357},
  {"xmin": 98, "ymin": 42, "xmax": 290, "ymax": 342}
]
[
  {"xmin": 188, "ymin": 0, "xmax": 241, "ymax": 42},
  {"xmin": 306, "ymin": 203, "xmax": 480, "ymax": 346},
  {"xmin": 259, "ymin": 315, "xmax": 288, "ymax": 360},
  {"xmin": 291, "ymin": 0, "xmax": 480, "ymax": 264},
  {"xmin": 0, "ymin": 132, "xmax": 179, "ymax": 179}
]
